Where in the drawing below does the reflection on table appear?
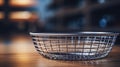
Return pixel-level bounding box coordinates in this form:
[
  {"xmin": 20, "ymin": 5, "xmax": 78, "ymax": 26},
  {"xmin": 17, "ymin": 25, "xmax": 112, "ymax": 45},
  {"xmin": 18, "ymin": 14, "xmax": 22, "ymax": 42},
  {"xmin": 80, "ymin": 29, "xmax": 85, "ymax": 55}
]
[{"xmin": 0, "ymin": 35, "xmax": 120, "ymax": 67}]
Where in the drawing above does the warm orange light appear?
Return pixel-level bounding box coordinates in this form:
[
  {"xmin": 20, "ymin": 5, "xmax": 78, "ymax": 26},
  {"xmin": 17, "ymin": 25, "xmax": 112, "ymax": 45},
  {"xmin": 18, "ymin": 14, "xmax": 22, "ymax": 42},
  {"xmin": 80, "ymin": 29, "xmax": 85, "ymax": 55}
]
[
  {"xmin": 10, "ymin": 11, "xmax": 31, "ymax": 20},
  {"xmin": 10, "ymin": 11, "xmax": 38, "ymax": 22},
  {"xmin": 0, "ymin": 12, "xmax": 4, "ymax": 19},
  {"xmin": 10, "ymin": 0, "xmax": 36, "ymax": 7},
  {"xmin": 9, "ymin": 36, "xmax": 35, "ymax": 53},
  {"xmin": 0, "ymin": 0, "xmax": 3, "ymax": 6}
]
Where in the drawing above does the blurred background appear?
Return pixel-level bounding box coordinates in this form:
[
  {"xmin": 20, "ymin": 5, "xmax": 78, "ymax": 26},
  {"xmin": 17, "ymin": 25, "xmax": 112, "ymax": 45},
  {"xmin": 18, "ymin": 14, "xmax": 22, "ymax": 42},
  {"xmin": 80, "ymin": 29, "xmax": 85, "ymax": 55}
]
[
  {"xmin": 0, "ymin": 0, "xmax": 120, "ymax": 34},
  {"xmin": 0, "ymin": 0, "xmax": 120, "ymax": 67},
  {"xmin": 0, "ymin": 0, "xmax": 120, "ymax": 53}
]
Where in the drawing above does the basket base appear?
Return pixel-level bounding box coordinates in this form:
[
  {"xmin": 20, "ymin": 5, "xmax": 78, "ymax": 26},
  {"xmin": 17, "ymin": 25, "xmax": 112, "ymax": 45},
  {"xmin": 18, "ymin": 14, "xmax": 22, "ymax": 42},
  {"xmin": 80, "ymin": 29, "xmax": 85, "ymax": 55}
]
[{"xmin": 40, "ymin": 52, "xmax": 108, "ymax": 60}]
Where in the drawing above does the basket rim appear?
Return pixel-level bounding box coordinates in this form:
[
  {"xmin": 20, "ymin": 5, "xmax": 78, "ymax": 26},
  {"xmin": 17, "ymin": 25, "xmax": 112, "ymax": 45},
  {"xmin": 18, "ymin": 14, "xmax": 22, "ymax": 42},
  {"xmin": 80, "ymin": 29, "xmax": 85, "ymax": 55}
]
[{"xmin": 30, "ymin": 32, "xmax": 119, "ymax": 36}]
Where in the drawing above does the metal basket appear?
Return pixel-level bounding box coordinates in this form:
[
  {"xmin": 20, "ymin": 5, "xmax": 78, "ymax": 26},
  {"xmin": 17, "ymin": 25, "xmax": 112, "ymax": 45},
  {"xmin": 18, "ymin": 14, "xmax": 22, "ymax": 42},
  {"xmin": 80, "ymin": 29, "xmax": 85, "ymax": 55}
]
[{"xmin": 30, "ymin": 32, "xmax": 119, "ymax": 60}]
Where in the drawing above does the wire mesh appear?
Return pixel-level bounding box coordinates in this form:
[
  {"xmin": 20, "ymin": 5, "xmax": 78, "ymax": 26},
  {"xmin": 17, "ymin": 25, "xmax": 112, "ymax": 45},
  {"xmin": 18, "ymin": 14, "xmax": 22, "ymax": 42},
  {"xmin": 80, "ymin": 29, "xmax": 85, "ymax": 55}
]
[{"xmin": 30, "ymin": 32, "xmax": 119, "ymax": 60}]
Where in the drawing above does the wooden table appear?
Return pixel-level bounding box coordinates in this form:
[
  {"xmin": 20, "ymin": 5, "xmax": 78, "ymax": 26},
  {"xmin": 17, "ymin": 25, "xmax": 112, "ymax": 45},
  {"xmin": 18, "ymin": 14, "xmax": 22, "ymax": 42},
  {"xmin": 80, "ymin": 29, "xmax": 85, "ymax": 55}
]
[{"xmin": 0, "ymin": 36, "xmax": 120, "ymax": 67}]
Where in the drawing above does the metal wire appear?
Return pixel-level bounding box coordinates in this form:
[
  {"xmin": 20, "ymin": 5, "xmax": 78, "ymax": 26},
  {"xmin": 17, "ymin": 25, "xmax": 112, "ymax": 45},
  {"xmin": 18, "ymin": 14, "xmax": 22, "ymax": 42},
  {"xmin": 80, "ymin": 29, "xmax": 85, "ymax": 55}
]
[{"xmin": 30, "ymin": 32, "xmax": 119, "ymax": 60}]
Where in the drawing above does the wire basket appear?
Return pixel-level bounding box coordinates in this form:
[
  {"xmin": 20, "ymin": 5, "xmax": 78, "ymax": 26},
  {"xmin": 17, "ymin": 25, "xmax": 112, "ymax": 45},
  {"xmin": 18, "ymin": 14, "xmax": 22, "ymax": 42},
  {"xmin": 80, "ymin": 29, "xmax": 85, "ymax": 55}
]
[{"xmin": 30, "ymin": 32, "xmax": 119, "ymax": 60}]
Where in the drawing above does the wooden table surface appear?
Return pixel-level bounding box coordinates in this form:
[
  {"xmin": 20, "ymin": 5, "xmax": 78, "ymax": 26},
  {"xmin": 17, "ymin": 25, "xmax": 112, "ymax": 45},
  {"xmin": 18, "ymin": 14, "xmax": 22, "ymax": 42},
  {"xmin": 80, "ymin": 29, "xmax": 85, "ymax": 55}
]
[{"xmin": 0, "ymin": 35, "xmax": 120, "ymax": 67}]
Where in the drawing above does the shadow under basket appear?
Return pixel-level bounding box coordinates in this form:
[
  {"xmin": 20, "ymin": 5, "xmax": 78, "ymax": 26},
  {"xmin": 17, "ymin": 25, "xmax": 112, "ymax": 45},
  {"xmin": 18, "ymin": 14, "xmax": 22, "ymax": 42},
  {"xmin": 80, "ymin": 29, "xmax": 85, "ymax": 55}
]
[{"xmin": 30, "ymin": 32, "xmax": 119, "ymax": 60}]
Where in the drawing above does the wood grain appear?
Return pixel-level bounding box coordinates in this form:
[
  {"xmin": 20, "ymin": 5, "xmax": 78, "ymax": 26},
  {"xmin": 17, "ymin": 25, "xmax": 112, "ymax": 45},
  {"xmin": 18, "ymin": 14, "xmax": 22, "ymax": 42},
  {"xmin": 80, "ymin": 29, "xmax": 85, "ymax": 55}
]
[
  {"xmin": 0, "ymin": 36, "xmax": 119, "ymax": 67},
  {"xmin": 0, "ymin": 46, "xmax": 120, "ymax": 67}
]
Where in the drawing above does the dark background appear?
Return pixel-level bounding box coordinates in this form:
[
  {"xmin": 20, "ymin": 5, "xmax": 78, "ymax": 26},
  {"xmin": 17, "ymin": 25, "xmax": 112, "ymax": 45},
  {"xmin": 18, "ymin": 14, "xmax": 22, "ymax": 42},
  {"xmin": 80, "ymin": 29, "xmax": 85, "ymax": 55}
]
[{"xmin": 0, "ymin": 0, "xmax": 120, "ymax": 44}]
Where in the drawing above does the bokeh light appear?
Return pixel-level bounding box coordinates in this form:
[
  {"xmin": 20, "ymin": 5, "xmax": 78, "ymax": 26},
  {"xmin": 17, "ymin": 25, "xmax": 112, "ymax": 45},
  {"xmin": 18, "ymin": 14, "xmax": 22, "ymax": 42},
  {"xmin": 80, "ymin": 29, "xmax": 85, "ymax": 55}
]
[
  {"xmin": 10, "ymin": 0, "xmax": 36, "ymax": 7},
  {"xmin": 10, "ymin": 11, "xmax": 32, "ymax": 21},
  {"xmin": 0, "ymin": 0, "xmax": 3, "ymax": 6}
]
